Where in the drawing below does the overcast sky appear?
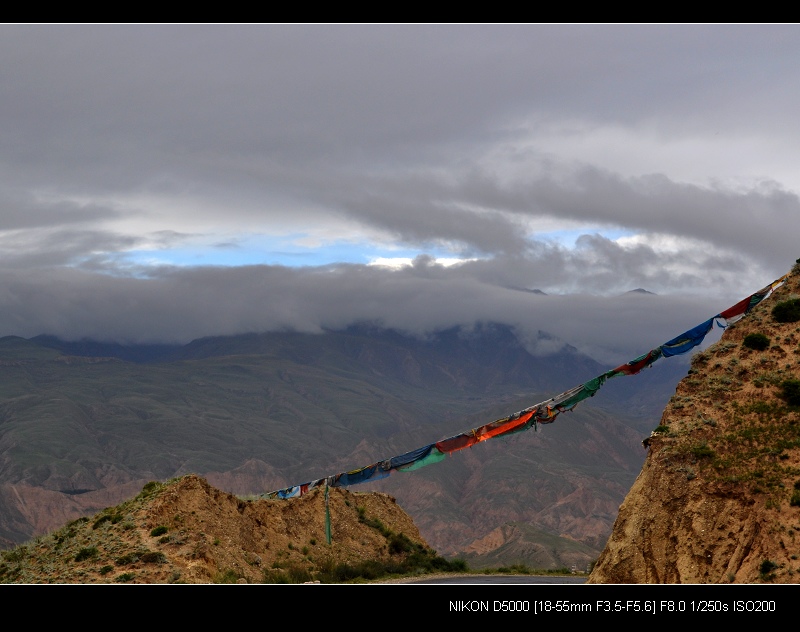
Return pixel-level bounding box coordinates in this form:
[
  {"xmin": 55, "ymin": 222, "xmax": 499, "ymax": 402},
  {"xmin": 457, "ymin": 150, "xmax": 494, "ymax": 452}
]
[{"xmin": 0, "ymin": 24, "xmax": 797, "ymax": 363}]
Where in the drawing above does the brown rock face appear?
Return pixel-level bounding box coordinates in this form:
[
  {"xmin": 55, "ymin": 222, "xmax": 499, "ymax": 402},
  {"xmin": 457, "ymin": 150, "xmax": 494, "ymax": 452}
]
[{"xmin": 589, "ymin": 263, "xmax": 800, "ymax": 584}]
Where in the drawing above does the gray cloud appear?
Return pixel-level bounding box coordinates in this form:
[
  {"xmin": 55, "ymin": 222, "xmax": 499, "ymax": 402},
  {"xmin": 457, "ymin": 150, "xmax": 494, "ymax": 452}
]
[
  {"xmin": 0, "ymin": 24, "xmax": 797, "ymax": 362},
  {"xmin": 0, "ymin": 188, "xmax": 122, "ymax": 232}
]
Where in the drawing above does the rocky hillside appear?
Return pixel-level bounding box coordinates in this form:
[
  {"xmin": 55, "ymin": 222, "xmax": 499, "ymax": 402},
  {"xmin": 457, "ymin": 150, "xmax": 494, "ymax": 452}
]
[
  {"xmin": 0, "ymin": 474, "xmax": 450, "ymax": 584},
  {"xmin": 588, "ymin": 262, "xmax": 800, "ymax": 584}
]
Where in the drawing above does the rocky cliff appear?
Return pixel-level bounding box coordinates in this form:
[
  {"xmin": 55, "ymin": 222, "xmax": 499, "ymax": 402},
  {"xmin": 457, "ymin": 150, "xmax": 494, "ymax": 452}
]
[{"xmin": 588, "ymin": 262, "xmax": 800, "ymax": 584}]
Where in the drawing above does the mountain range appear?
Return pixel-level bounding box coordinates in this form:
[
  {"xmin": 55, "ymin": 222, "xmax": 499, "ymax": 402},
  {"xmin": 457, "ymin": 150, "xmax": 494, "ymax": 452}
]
[{"xmin": 0, "ymin": 320, "xmax": 690, "ymax": 568}]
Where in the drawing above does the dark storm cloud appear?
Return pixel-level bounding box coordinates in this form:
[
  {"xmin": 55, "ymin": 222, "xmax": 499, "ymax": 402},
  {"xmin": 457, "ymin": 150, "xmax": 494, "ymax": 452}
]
[{"xmin": 0, "ymin": 24, "xmax": 797, "ymax": 356}]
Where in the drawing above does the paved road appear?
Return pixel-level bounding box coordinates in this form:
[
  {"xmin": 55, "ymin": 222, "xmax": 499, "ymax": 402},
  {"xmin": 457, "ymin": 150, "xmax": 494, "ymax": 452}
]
[{"xmin": 392, "ymin": 574, "xmax": 587, "ymax": 584}]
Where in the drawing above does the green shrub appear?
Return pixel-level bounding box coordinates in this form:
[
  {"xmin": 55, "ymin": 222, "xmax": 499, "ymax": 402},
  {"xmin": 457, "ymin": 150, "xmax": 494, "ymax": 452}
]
[
  {"xmin": 115, "ymin": 572, "xmax": 135, "ymax": 583},
  {"xmin": 286, "ymin": 564, "xmax": 313, "ymax": 583},
  {"xmin": 388, "ymin": 533, "xmax": 415, "ymax": 555},
  {"xmin": 115, "ymin": 553, "xmax": 138, "ymax": 566},
  {"xmin": 449, "ymin": 558, "xmax": 468, "ymax": 572},
  {"xmin": 92, "ymin": 513, "xmax": 122, "ymax": 529},
  {"xmin": 2, "ymin": 546, "xmax": 28, "ymax": 563},
  {"xmin": 690, "ymin": 442, "xmax": 715, "ymax": 459},
  {"xmin": 743, "ymin": 333, "xmax": 770, "ymax": 351},
  {"xmin": 92, "ymin": 515, "xmax": 112, "ymax": 530},
  {"xmin": 309, "ymin": 547, "xmax": 468, "ymax": 584},
  {"xmin": 263, "ymin": 570, "xmax": 291, "ymax": 584},
  {"xmin": 214, "ymin": 569, "xmax": 242, "ymax": 584},
  {"xmin": 140, "ymin": 551, "xmax": 167, "ymax": 564},
  {"xmin": 150, "ymin": 526, "xmax": 168, "ymax": 537},
  {"xmin": 772, "ymin": 299, "xmax": 800, "ymax": 323},
  {"xmin": 780, "ymin": 380, "xmax": 800, "ymax": 406},
  {"xmin": 136, "ymin": 481, "xmax": 162, "ymax": 501},
  {"xmin": 791, "ymin": 490, "xmax": 800, "ymax": 507},
  {"xmin": 74, "ymin": 547, "xmax": 98, "ymax": 562}
]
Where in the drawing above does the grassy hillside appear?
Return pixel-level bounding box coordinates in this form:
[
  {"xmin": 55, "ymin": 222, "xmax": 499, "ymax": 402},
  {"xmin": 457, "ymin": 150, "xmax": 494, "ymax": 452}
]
[{"xmin": 0, "ymin": 474, "xmax": 462, "ymax": 584}]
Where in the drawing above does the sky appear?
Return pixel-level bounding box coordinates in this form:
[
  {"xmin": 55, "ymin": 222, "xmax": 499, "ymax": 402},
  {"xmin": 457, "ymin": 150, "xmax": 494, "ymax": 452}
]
[{"xmin": 0, "ymin": 23, "xmax": 798, "ymax": 364}]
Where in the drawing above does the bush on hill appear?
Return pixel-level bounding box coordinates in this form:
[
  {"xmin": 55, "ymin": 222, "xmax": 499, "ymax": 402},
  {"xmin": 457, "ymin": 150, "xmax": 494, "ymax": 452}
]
[
  {"xmin": 772, "ymin": 299, "xmax": 800, "ymax": 323},
  {"xmin": 743, "ymin": 333, "xmax": 770, "ymax": 350}
]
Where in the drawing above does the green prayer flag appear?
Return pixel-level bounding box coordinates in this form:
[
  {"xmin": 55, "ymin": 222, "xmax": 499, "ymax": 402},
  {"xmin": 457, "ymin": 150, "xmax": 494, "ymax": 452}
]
[{"xmin": 324, "ymin": 484, "xmax": 332, "ymax": 544}]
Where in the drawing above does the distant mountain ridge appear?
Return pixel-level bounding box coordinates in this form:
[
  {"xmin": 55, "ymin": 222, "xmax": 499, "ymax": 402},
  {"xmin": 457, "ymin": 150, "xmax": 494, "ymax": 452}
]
[
  {"xmin": 30, "ymin": 335, "xmax": 181, "ymax": 364},
  {"xmin": 29, "ymin": 324, "xmax": 617, "ymax": 411},
  {"xmin": 626, "ymin": 288, "xmax": 656, "ymax": 295},
  {"xmin": 29, "ymin": 323, "xmax": 688, "ymax": 433}
]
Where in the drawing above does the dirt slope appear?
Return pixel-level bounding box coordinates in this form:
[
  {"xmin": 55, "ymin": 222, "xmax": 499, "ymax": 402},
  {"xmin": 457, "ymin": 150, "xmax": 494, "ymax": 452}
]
[
  {"xmin": 0, "ymin": 474, "xmax": 435, "ymax": 584},
  {"xmin": 588, "ymin": 263, "xmax": 800, "ymax": 584}
]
